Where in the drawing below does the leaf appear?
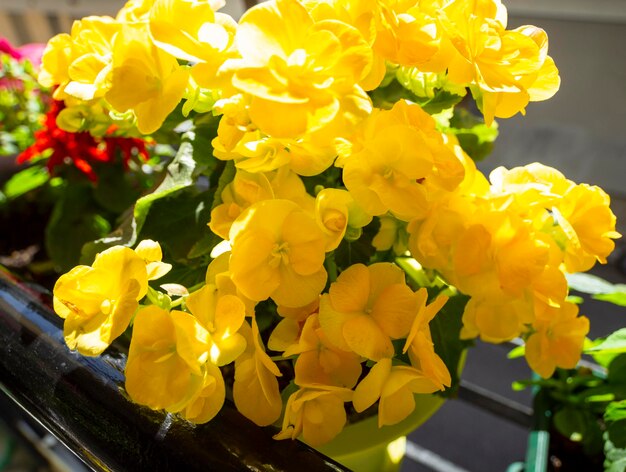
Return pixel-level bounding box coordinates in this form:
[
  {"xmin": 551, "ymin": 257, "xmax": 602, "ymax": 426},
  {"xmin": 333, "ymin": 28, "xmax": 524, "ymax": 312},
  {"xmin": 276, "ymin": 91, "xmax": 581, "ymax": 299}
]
[
  {"xmin": 2, "ymin": 165, "xmax": 49, "ymax": 199},
  {"xmin": 92, "ymin": 164, "xmax": 145, "ymax": 214},
  {"xmin": 507, "ymin": 343, "xmax": 525, "ymax": 359},
  {"xmin": 46, "ymin": 184, "xmax": 111, "ymax": 271},
  {"xmin": 81, "ymin": 128, "xmax": 214, "ymax": 263},
  {"xmin": 605, "ymin": 400, "xmax": 626, "ymax": 449},
  {"xmin": 448, "ymin": 108, "xmax": 499, "ymax": 161},
  {"xmin": 586, "ymin": 329, "xmax": 626, "ymax": 355},
  {"xmin": 553, "ymin": 406, "xmax": 589, "ymax": 442},
  {"xmin": 428, "ymin": 292, "xmax": 472, "ymax": 397},
  {"xmin": 566, "ymin": 272, "xmax": 619, "ymax": 295},
  {"xmin": 594, "ymin": 292, "xmax": 626, "ymax": 307}
]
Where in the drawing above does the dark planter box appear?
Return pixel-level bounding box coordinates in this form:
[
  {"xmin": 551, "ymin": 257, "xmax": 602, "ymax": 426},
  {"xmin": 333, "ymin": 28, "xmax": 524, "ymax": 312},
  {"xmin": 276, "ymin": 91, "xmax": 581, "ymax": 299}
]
[{"xmin": 0, "ymin": 269, "xmax": 347, "ymax": 471}]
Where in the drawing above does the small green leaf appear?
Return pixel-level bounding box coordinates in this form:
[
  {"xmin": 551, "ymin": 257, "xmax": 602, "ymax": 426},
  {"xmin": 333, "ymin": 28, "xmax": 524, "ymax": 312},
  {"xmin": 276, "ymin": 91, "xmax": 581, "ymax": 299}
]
[
  {"xmin": 553, "ymin": 406, "xmax": 589, "ymax": 442},
  {"xmin": 594, "ymin": 292, "xmax": 626, "ymax": 307},
  {"xmin": 605, "ymin": 401, "xmax": 626, "ymax": 449},
  {"xmin": 586, "ymin": 329, "xmax": 626, "ymax": 354},
  {"xmin": 3, "ymin": 165, "xmax": 49, "ymax": 199},
  {"xmin": 566, "ymin": 272, "xmax": 619, "ymax": 295},
  {"xmin": 507, "ymin": 344, "xmax": 525, "ymax": 359}
]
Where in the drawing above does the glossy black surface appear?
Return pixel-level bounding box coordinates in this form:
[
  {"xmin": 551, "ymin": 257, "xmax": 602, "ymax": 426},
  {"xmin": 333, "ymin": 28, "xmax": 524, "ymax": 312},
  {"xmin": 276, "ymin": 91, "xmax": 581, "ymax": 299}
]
[{"xmin": 0, "ymin": 272, "xmax": 347, "ymax": 471}]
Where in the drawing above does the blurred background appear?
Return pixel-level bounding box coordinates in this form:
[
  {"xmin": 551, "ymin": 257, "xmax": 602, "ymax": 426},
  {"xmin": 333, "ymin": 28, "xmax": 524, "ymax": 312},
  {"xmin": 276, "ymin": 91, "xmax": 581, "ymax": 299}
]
[{"xmin": 1, "ymin": 0, "xmax": 625, "ymax": 470}]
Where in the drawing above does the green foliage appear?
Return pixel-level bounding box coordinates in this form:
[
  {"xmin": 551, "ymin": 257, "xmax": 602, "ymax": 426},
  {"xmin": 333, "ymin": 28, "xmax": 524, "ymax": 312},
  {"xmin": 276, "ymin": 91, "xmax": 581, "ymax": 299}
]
[
  {"xmin": 369, "ymin": 77, "xmax": 465, "ymax": 115},
  {"xmin": 429, "ymin": 292, "xmax": 472, "ymax": 397},
  {"xmin": 81, "ymin": 120, "xmax": 221, "ymax": 286},
  {"xmin": 46, "ymin": 184, "xmax": 111, "ymax": 272},
  {"xmin": 2, "ymin": 166, "xmax": 49, "ymax": 199},
  {"xmin": 0, "ymin": 54, "xmax": 48, "ymax": 156},
  {"xmin": 447, "ymin": 108, "xmax": 499, "ymax": 161},
  {"xmin": 567, "ymin": 272, "xmax": 626, "ymax": 306}
]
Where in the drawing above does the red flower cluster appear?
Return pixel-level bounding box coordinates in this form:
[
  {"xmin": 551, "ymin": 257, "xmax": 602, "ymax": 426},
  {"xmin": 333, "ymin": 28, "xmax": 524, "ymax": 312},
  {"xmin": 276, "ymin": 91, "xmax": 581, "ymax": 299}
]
[{"xmin": 17, "ymin": 101, "xmax": 150, "ymax": 182}]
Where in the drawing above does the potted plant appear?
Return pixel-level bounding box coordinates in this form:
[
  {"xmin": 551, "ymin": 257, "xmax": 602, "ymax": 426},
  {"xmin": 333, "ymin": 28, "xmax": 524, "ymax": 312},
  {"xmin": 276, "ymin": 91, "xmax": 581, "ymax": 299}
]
[
  {"xmin": 1, "ymin": 0, "xmax": 622, "ymax": 470},
  {"xmin": 512, "ymin": 274, "xmax": 626, "ymax": 472}
]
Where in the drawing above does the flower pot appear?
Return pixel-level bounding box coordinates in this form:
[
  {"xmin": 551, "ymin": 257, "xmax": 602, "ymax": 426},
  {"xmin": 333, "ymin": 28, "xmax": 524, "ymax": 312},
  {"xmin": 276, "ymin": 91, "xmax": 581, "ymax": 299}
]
[{"xmin": 317, "ymin": 393, "xmax": 445, "ymax": 472}]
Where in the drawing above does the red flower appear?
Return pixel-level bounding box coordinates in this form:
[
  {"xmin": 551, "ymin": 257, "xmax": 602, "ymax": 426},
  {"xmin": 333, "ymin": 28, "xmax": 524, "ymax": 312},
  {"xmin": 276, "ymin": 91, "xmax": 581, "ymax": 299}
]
[{"xmin": 17, "ymin": 101, "xmax": 150, "ymax": 182}]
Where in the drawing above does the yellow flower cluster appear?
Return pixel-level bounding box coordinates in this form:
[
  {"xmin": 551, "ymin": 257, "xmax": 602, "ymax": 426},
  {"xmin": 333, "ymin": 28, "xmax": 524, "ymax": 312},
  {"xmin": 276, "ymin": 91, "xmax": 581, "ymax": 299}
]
[
  {"xmin": 409, "ymin": 162, "xmax": 620, "ymax": 377},
  {"xmin": 47, "ymin": 0, "xmax": 620, "ymax": 449}
]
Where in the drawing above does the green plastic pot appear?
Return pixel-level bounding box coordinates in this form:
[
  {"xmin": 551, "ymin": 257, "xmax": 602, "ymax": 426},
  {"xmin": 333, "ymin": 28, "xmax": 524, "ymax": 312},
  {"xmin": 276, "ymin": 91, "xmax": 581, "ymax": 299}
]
[{"xmin": 316, "ymin": 393, "xmax": 445, "ymax": 472}]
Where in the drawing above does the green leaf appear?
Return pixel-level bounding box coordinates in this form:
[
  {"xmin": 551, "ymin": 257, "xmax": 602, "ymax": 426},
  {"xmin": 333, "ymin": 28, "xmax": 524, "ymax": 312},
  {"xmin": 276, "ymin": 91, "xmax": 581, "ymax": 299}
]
[
  {"xmin": 507, "ymin": 344, "xmax": 525, "ymax": 359},
  {"xmin": 46, "ymin": 184, "xmax": 111, "ymax": 271},
  {"xmin": 428, "ymin": 293, "xmax": 472, "ymax": 397},
  {"xmin": 586, "ymin": 329, "xmax": 626, "ymax": 354},
  {"xmin": 594, "ymin": 292, "xmax": 626, "ymax": 307},
  {"xmin": 566, "ymin": 272, "xmax": 619, "ymax": 295},
  {"xmin": 448, "ymin": 108, "xmax": 499, "ymax": 161},
  {"xmin": 92, "ymin": 164, "xmax": 144, "ymax": 214},
  {"xmin": 605, "ymin": 400, "xmax": 626, "ymax": 449},
  {"xmin": 81, "ymin": 129, "xmax": 212, "ymax": 262},
  {"xmin": 553, "ymin": 406, "xmax": 590, "ymax": 442},
  {"xmin": 605, "ymin": 400, "xmax": 626, "ymax": 424},
  {"xmin": 2, "ymin": 165, "xmax": 49, "ymax": 199}
]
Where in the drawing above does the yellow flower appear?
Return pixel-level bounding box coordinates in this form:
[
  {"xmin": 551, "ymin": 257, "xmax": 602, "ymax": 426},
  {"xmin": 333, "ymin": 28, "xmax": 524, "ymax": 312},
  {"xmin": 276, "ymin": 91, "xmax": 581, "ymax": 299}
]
[
  {"xmin": 315, "ymin": 188, "xmax": 372, "ymax": 251},
  {"xmin": 268, "ymin": 298, "xmax": 318, "ymax": 352},
  {"xmin": 339, "ymin": 100, "xmax": 464, "ymax": 221},
  {"xmin": 229, "ymin": 199, "xmax": 327, "ymax": 308},
  {"xmin": 178, "ymin": 361, "xmax": 226, "ymax": 424},
  {"xmin": 353, "ymin": 358, "xmax": 441, "ymax": 427},
  {"xmin": 525, "ymin": 301, "xmax": 590, "ymax": 378},
  {"xmin": 134, "ymin": 239, "xmax": 172, "ymax": 280},
  {"xmin": 209, "ymin": 168, "xmax": 313, "ymax": 240},
  {"xmin": 274, "ymin": 385, "xmax": 353, "ymax": 446},
  {"xmin": 318, "ymin": 262, "xmax": 416, "ymax": 361},
  {"xmin": 555, "ymin": 184, "xmax": 621, "ymax": 273},
  {"xmin": 105, "ymin": 24, "xmax": 189, "ymax": 134},
  {"xmin": 39, "ymin": 17, "xmax": 120, "ymax": 101},
  {"xmin": 125, "ymin": 305, "xmax": 225, "ymax": 423},
  {"xmin": 116, "ymin": 0, "xmax": 155, "ymax": 22},
  {"xmin": 149, "ymin": 0, "xmax": 238, "ymax": 90},
  {"xmin": 284, "ymin": 313, "xmax": 362, "ymax": 388},
  {"xmin": 488, "ymin": 163, "xmax": 621, "ymax": 272},
  {"xmin": 53, "ymin": 246, "xmax": 148, "ymax": 356},
  {"xmin": 372, "ymin": 215, "xmax": 409, "ymax": 255},
  {"xmin": 228, "ymin": 0, "xmax": 373, "ymax": 139},
  {"xmin": 402, "ymin": 289, "xmax": 451, "ymax": 390},
  {"xmin": 185, "ymin": 285, "xmax": 247, "ymax": 366},
  {"xmin": 233, "ymin": 318, "xmax": 283, "ymax": 426},
  {"xmin": 205, "ymin": 252, "xmax": 257, "ymax": 317},
  {"xmin": 435, "ymin": 0, "xmax": 560, "ymax": 124},
  {"xmin": 460, "ymin": 296, "xmax": 533, "ymax": 343}
]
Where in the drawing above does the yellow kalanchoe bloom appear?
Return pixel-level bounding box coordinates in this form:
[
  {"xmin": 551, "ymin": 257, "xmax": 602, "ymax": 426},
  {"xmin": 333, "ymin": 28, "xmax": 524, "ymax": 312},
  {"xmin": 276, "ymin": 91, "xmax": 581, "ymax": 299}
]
[
  {"xmin": 105, "ymin": 24, "xmax": 189, "ymax": 134},
  {"xmin": 353, "ymin": 358, "xmax": 442, "ymax": 427},
  {"xmin": 53, "ymin": 245, "xmax": 148, "ymax": 356},
  {"xmin": 229, "ymin": 199, "xmax": 327, "ymax": 308},
  {"xmin": 274, "ymin": 384, "xmax": 353, "ymax": 446},
  {"xmin": 319, "ymin": 262, "xmax": 417, "ymax": 361}
]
